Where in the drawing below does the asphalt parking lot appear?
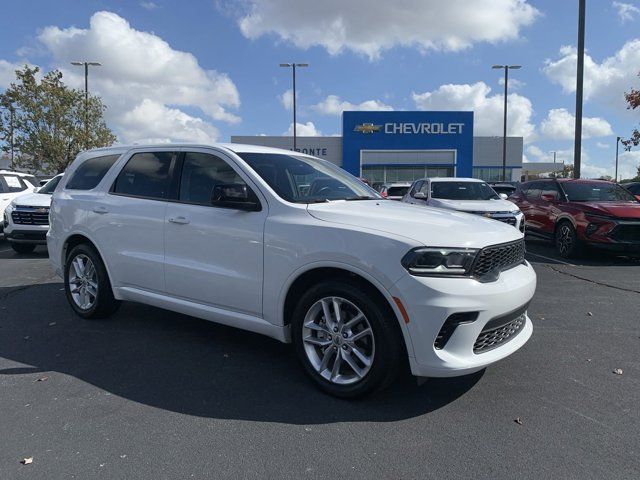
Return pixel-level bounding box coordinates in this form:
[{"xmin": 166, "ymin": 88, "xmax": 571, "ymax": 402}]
[{"xmin": 0, "ymin": 237, "xmax": 638, "ymax": 480}]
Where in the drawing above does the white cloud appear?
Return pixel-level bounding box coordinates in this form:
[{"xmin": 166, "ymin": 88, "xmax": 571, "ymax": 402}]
[
  {"xmin": 412, "ymin": 81, "xmax": 535, "ymax": 140},
  {"xmin": 525, "ymin": 144, "xmax": 568, "ymax": 163},
  {"xmin": 581, "ymin": 153, "xmax": 639, "ymax": 180},
  {"xmin": 597, "ymin": 141, "xmax": 611, "ymax": 149},
  {"xmin": 543, "ymin": 40, "xmax": 640, "ymax": 106},
  {"xmin": 540, "ymin": 108, "xmax": 613, "ymax": 140},
  {"xmin": 613, "ymin": 1, "xmax": 640, "ymax": 22},
  {"xmin": 236, "ymin": 0, "xmax": 539, "ymax": 60},
  {"xmin": 312, "ymin": 95, "xmax": 393, "ymax": 115},
  {"xmin": 498, "ymin": 77, "xmax": 525, "ymax": 90},
  {"xmin": 279, "ymin": 88, "xmax": 294, "ymax": 110},
  {"xmin": 283, "ymin": 121, "xmax": 321, "ymax": 136},
  {"xmin": 34, "ymin": 11, "xmax": 240, "ymax": 143},
  {"xmin": 119, "ymin": 99, "xmax": 220, "ymax": 144},
  {"xmin": 140, "ymin": 1, "xmax": 160, "ymax": 10}
]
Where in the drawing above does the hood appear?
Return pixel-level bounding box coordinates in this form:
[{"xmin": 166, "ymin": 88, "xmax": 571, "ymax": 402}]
[
  {"xmin": 576, "ymin": 201, "xmax": 640, "ymax": 219},
  {"xmin": 10, "ymin": 192, "xmax": 52, "ymax": 208},
  {"xmin": 307, "ymin": 200, "xmax": 522, "ymax": 249},
  {"xmin": 430, "ymin": 198, "xmax": 519, "ymax": 213}
]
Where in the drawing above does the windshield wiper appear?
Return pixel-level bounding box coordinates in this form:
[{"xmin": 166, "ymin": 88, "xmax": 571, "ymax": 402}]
[{"xmin": 344, "ymin": 196, "xmax": 378, "ymax": 201}]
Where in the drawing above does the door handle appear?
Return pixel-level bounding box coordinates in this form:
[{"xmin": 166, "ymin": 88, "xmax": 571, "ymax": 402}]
[
  {"xmin": 168, "ymin": 216, "xmax": 190, "ymax": 225},
  {"xmin": 92, "ymin": 206, "xmax": 109, "ymax": 214}
]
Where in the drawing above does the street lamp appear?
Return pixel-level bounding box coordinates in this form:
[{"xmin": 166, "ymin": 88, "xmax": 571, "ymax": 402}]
[
  {"xmin": 615, "ymin": 136, "xmax": 621, "ymax": 182},
  {"xmin": 550, "ymin": 151, "xmax": 557, "ymax": 163},
  {"xmin": 492, "ymin": 64, "xmax": 521, "ymax": 182},
  {"xmin": 71, "ymin": 61, "xmax": 102, "ymax": 149},
  {"xmin": 279, "ymin": 63, "xmax": 308, "ymax": 151}
]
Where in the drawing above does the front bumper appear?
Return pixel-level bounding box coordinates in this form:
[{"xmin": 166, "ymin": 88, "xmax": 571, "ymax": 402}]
[
  {"xmin": 5, "ymin": 229, "xmax": 48, "ymax": 245},
  {"xmin": 390, "ymin": 262, "xmax": 536, "ymax": 378}
]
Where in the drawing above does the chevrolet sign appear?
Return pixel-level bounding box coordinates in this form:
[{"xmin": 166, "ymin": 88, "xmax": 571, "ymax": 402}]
[
  {"xmin": 384, "ymin": 122, "xmax": 465, "ymax": 134},
  {"xmin": 354, "ymin": 123, "xmax": 382, "ymax": 134}
]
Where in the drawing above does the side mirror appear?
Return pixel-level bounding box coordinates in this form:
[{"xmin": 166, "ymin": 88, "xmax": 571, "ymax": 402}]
[
  {"xmin": 413, "ymin": 191, "xmax": 427, "ymax": 199},
  {"xmin": 211, "ymin": 184, "xmax": 261, "ymax": 212},
  {"xmin": 499, "ymin": 193, "xmax": 508, "ymax": 200},
  {"xmin": 541, "ymin": 193, "xmax": 556, "ymax": 202}
]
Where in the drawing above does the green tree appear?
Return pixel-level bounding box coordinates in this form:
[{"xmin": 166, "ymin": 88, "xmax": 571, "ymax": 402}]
[
  {"xmin": 550, "ymin": 164, "xmax": 574, "ymax": 179},
  {"xmin": 0, "ymin": 66, "xmax": 116, "ymax": 174},
  {"xmin": 622, "ymin": 71, "xmax": 640, "ymax": 151}
]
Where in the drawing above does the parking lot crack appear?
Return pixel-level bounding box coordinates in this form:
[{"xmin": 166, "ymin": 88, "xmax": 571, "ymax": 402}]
[{"xmin": 546, "ymin": 265, "xmax": 640, "ymax": 294}]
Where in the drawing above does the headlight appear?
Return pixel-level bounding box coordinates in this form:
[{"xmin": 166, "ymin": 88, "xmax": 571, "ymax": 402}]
[
  {"xmin": 401, "ymin": 247, "xmax": 479, "ymax": 276},
  {"xmin": 584, "ymin": 212, "xmax": 616, "ymax": 222}
]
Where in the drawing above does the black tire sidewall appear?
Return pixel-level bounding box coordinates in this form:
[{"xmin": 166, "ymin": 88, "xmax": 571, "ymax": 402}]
[
  {"xmin": 291, "ymin": 280, "xmax": 401, "ymax": 398},
  {"xmin": 64, "ymin": 244, "xmax": 118, "ymax": 319}
]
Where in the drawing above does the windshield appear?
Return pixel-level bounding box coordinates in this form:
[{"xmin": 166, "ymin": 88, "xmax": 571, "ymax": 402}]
[
  {"xmin": 561, "ymin": 182, "xmax": 637, "ymax": 202},
  {"xmin": 237, "ymin": 152, "xmax": 380, "ymax": 203},
  {"xmin": 431, "ymin": 181, "xmax": 499, "ymax": 201},
  {"xmin": 0, "ymin": 174, "xmax": 27, "ymax": 193},
  {"xmin": 38, "ymin": 175, "xmax": 62, "ymax": 195}
]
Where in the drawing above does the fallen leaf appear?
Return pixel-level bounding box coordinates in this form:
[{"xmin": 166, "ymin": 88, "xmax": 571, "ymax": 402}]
[
  {"xmin": 23, "ymin": 336, "xmax": 29, "ymax": 340},
  {"xmin": 514, "ymin": 417, "xmax": 523, "ymax": 425},
  {"xmin": 48, "ymin": 322, "xmax": 57, "ymax": 326},
  {"xmin": 223, "ymin": 354, "xmax": 229, "ymax": 358},
  {"xmin": 21, "ymin": 457, "xmax": 33, "ymax": 465},
  {"xmin": 587, "ymin": 312, "xmax": 593, "ymax": 317},
  {"xmin": 36, "ymin": 376, "xmax": 49, "ymax": 382},
  {"xmin": 613, "ymin": 368, "xmax": 623, "ymax": 375}
]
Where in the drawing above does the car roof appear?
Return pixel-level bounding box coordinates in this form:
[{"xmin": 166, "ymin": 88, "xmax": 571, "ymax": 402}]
[
  {"xmin": 382, "ymin": 182, "xmax": 412, "ymax": 187},
  {"xmin": 82, "ymin": 143, "xmax": 315, "ymax": 159},
  {"xmin": 0, "ymin": 170, "xmax": 35, "ymax": 177}
]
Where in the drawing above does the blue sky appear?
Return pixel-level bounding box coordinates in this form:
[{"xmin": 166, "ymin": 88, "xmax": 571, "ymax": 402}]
[{"xmin": 1, "ymin": 0, "xmax": 639, "ymax": 178}]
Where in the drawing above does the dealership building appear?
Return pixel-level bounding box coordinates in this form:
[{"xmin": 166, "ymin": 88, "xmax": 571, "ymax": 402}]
[{"xmin": 232, "ymin": 111, "xmax": 529, "ymax": 183}]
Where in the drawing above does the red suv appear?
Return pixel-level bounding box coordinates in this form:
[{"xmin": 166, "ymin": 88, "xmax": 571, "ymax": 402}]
[{"xmin": 509, "ymin": 179, "xmax": 640, "ymax": 257}]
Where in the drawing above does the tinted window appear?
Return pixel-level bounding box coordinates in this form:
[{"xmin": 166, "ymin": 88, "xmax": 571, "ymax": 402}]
[
  {"xmin": 524, "ymin": 182, "xmax": 542, "ymax": 200},
  {"xmin": 561, "ymin": 182, "xmax": 636, "ymax": 202},
  {"xmin": 113, "ymin": 152, "xmax": 176, "ymax": 200},
  {"xmin": 66, "ymin": 154, "xmax": 120, "ymax": 190},
  {"xmin": 431, "ymin": 181, "xmax": 499, "ymax": 200},
  {"xmin": 179, "ymin": 152, "xmax": 245, "ymax": 205},
  {"xmin": 388, "ymin": 186, "xmax": 410, "ymax": 197},
  {"xmin": 541, "ymin": 182, "xmax": 561, "ymax": 200},
  {"xmin": 39, "ymin": 175, "xmax": 63, "ymax": 195},
  {"xmin": 625, "ymin": 183, "xmax": 640, "ymax": 195},
  {"xmin": 0, "ymin": 174, "xmax": 27, "ymax": 193}
]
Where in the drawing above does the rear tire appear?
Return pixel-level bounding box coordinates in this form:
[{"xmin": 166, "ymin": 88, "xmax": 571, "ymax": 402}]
[
  {"xmin": 291, "ymin": 279, "xmax": 404, "ymax": 398},
  {"xmin": 554, "ymin": 221, "xmax": 582, "ymax": 258},
  {"xmin": 64, "ymin": 243, "xmax": 120, "ymax": 319},
  {"xmin": 11, "ymin": 243, "xmax": 36, "ymax": 254}
]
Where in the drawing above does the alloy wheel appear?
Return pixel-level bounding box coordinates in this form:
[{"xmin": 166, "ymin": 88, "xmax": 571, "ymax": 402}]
[
  {"xmin": 557, "ymin": 224, "xmax": 574, "ymax": 256},
  {"xmin": 67, "ymin": 254, "xmax": 99, "ymax": 310},
  {"xmin": 302, "ymin": 296, "xmax": 375, "ymax": 385}
]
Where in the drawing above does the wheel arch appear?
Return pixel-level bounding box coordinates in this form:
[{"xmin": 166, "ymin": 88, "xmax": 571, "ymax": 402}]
[
  {"xmin": 61, "ymin": 233, "xmax": 115, "ymax": 288},
  {"xmin": 280, "ymin": 264, "xmax": 413, "ymax": 358}
]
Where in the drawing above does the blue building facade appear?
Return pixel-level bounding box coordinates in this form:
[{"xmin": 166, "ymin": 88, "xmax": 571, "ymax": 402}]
[{"xmin": 342, "ymin": 111, "xmax": 474, "ymax": 182}]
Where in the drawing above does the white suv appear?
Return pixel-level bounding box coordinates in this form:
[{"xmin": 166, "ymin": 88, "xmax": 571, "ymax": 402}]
[
  {"xmin": 4, "ymin": 174, "xmax": 63, "ymax": 254},
  {"xmin": 48, "ymin": 144, "xmax": 536, "ymax": 397},
  {"xmin": 0, "ymin": 170, "xmax": 39, "ymax": 234}
]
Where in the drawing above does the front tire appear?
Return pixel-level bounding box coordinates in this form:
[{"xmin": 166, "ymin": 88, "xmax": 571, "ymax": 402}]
[
  {"xmin": 11, "ymin": 243, "xmax": 36, "ymax": 254},
  {"xmin": 555, "ymin": 221, "xmax": 581, "ymax": 258},
  {"xmin": 291, "ymin": 280, "xmax": 404, "ymax": 398},
  {"xmin": 64, "ymin": 243, "xmax": 120, "ymax": 319}
]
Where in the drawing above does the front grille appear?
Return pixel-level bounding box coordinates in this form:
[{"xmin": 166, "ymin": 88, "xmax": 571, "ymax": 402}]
[
  {"xmin": 11, "ymin": 206, "xmax": 49, "ymax": 225},
  {"xmin": 474, "ymin": 313, "xmax": 526, "ymax": 353},
  {"xmin": 610, "ymin": 224, "xmax": 640, "ymax": 243},
  {"xmin": 496, "ymin": 216, "xmax": 516, "ymax": 226},
  {"xmin": 471, "ymin": 239, "xmax": 525, "ymax": 281}
]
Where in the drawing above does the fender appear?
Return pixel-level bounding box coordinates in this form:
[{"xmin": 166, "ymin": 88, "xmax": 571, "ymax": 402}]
[{"xmin": 276, "ymin": 260, "xmax": 415, "ymax": 357}]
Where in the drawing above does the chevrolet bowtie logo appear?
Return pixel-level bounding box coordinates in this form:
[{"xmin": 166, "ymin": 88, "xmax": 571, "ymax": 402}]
[{"xmin": 354, "ymin": 123, "xmax": 382, "ymax": 134}]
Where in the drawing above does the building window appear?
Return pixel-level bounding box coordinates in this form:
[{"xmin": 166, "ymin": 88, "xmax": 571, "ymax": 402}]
[
  {"xmin": 361, "ymin": 166, "xmax": 454, "ymax": 183},
  {"xmin": 473, "ymin": 167, "xmax": 515, "ymax": 182}
]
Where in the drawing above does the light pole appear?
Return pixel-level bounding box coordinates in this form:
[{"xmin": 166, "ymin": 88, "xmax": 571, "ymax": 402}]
[
  {"xmin": 492, "ymin": 64, "xmax": 521, "ymax": 182},
  {"xmin": 279, "ymin": 63, "xmax": 308, "ymax": 151},
  {"xmin": 573, "ymin": 0, "xmax": 586, "ymax": 178},
  {"xmin": 71, "ymin": 61, "xmax": 101, "ymax": 149},
  {"xmin": 551, "ymin": 151, "xmax": 557, "ymax": 163},
  {"xmin": 615, "ymin": 136, "xmax": 621, "ymax": 182}
]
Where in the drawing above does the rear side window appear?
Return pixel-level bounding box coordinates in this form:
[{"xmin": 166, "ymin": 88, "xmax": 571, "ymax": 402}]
[
  {"xmin": 66, "ymin": 154, "xmax": 120, "ymax": 190},
  {"xmin": 524, "ymin": 182, "xmax": 542, "ymax": 200},
  {"xmin": 112, "ymin": 152, "xmax": 177, "ymax": 200},
  {"xmin": 0, "ymin": 174, "xmax": 28, "ymax": 193}
]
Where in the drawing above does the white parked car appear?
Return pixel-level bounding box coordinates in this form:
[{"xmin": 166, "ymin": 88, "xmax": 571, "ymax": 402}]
[
  {"xmin": 3, "ymin": 174, "xmax": 63, "ymax": 254},
  {"xmin": 403, "ymin": 177, "xmax": 525, "ymax": 232},
  {"xmin": 48, "ymin": 145, "xmax": 536, "ymax": 397},
  {"xmin": 0, "ymin": 170, "xmax": 40, "ymax": 232}
]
